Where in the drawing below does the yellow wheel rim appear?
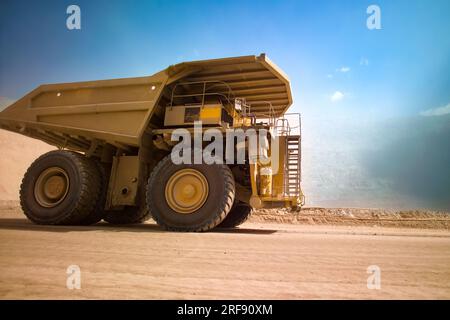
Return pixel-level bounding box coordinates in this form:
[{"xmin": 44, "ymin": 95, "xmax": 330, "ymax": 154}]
[
  {"xmin": 34, "ymin": 167, "xmax": 70, "ymax": 208},
  {"xmin": 165, "ymin": 169, "xmax": 209, "ymax": 214}
]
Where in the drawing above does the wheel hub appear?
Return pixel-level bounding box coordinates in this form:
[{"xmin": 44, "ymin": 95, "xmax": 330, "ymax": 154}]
[
  {"xmin": 34, "ymin": 167, "xmax": 70, "ymax": 208},
  {"xmin": 165, "ymin": 169, "xmax": 209, "ymax": 214}
]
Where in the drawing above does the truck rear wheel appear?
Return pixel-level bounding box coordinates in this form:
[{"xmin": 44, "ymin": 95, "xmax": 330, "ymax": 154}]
[
  {"xmin": 146, "ymin": 155, "xmax": 235, "ymax": 231},
  {"xmin": 19, "ymin": 150, "xmax": 102, "ymax": 225},
  {"xmin": 217, "ymin": 202, "xmax": 252, "ymax": 228},
  {"xmin": 77, "ymin": 159, "xmax": 108, "ymax": 225}
]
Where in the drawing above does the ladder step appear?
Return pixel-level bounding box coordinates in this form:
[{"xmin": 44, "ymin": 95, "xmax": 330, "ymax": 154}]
[{"xmin": 285, "ymin": 134, "xmax": 301, "ymax": 195}]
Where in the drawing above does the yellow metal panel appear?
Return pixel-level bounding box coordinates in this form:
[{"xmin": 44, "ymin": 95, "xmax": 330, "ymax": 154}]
[
  {"xmin": 164, "ymin": 104, "xmax": 224, "ymax": 126},
  {"xmin": 107, "ymin": 155, "xmax": 140, "ymax": 207},
  {"xmin": 272, "ymin": 136, "xmax": 286, "ymax": 197},
  {"xmin": 200, "ymin": 106, "xmax": 221, "ymax": 121},
  {"xmin": 164, "ymin": 107, "xmax": 186, "ymax": 126},
  {"xmin": 39, "ymin": 110, "xmax": 148, "ymax": 137}
]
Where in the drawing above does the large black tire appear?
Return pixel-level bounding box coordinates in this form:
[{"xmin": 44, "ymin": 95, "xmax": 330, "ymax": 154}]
[
  {"xmin": 77, "ymin": 159, "xmax": 108, "ymax": 225},
  {"xmin": 20, "ymin": 150, "xmax": 102, "ymax": 225},
  {"xmin": 146, "ymin": 154, "xmax": 235, "ymax": 232},
  {"xmin": 217, "ymin": 202, "xmax": 252, "ymax": 228}
]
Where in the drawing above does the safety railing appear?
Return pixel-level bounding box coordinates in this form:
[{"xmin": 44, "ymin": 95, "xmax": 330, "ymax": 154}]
[{"xmin": 169, "ymin": 80, "xmax": 235, "ymax": 108}]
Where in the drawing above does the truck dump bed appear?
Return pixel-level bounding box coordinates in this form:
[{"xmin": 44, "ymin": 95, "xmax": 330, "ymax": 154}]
[{"xmin": 0, "ymin": 54, "xmax": 292, "ymax": 151}]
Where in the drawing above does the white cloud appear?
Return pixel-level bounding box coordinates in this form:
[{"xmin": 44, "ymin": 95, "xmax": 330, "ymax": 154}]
[
  {"xmin": 331, "ymin": 91, "xmax": 344, "ymax": 102},
  {"xmin": 327, "ymin": 74, "xmax": 333, "ymax": 79},
  {"xmin": 337, "ymin": 66, "xmax": 350, "ymax": 73},
  {"xmin": 360, "ymin": 57, "xmax": 369, "ymax": 66},
  {"xmin": 420, "ymin": 103, "xmax": 450, "ymax": 117}
]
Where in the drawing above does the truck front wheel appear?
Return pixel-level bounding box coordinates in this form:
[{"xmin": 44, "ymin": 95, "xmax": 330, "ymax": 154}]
[
  {"xmin": 146, "ymin": 155, "xmax": 235, "ymax": 231},
  {"xmin": 19, "ymin": 150, "xmax": 102, "ymax": 225}
]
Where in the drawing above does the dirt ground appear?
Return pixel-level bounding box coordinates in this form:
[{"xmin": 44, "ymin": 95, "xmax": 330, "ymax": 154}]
[{"xmin": 1, "ymin": 202, "xmax": 449, "ymax": 299}]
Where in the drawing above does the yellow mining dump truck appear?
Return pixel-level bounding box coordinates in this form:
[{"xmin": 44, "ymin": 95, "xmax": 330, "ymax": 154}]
[{"xmin": 0, "ymin": 54, "xmax": 304, "ymax": 231}]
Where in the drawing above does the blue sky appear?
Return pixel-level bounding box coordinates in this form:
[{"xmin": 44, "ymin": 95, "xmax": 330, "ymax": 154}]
[
  {"xmin": 1, "ymin": 0, "xmax": 449, "ymax": 209},
  {"xmin": 0, "ymin": 0, "xmax": 449, "ymax": 117}
]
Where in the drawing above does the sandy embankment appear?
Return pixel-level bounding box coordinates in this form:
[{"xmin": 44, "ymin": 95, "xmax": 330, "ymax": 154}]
[{"xmin": 0, "ymin": 130, "xmax": 54, "ymax": 200}]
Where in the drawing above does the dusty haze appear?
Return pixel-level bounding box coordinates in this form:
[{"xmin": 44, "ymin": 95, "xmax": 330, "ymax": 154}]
[{"xmin": 0, "ymin": 130, "xmax": 54, "ymax": 200}]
